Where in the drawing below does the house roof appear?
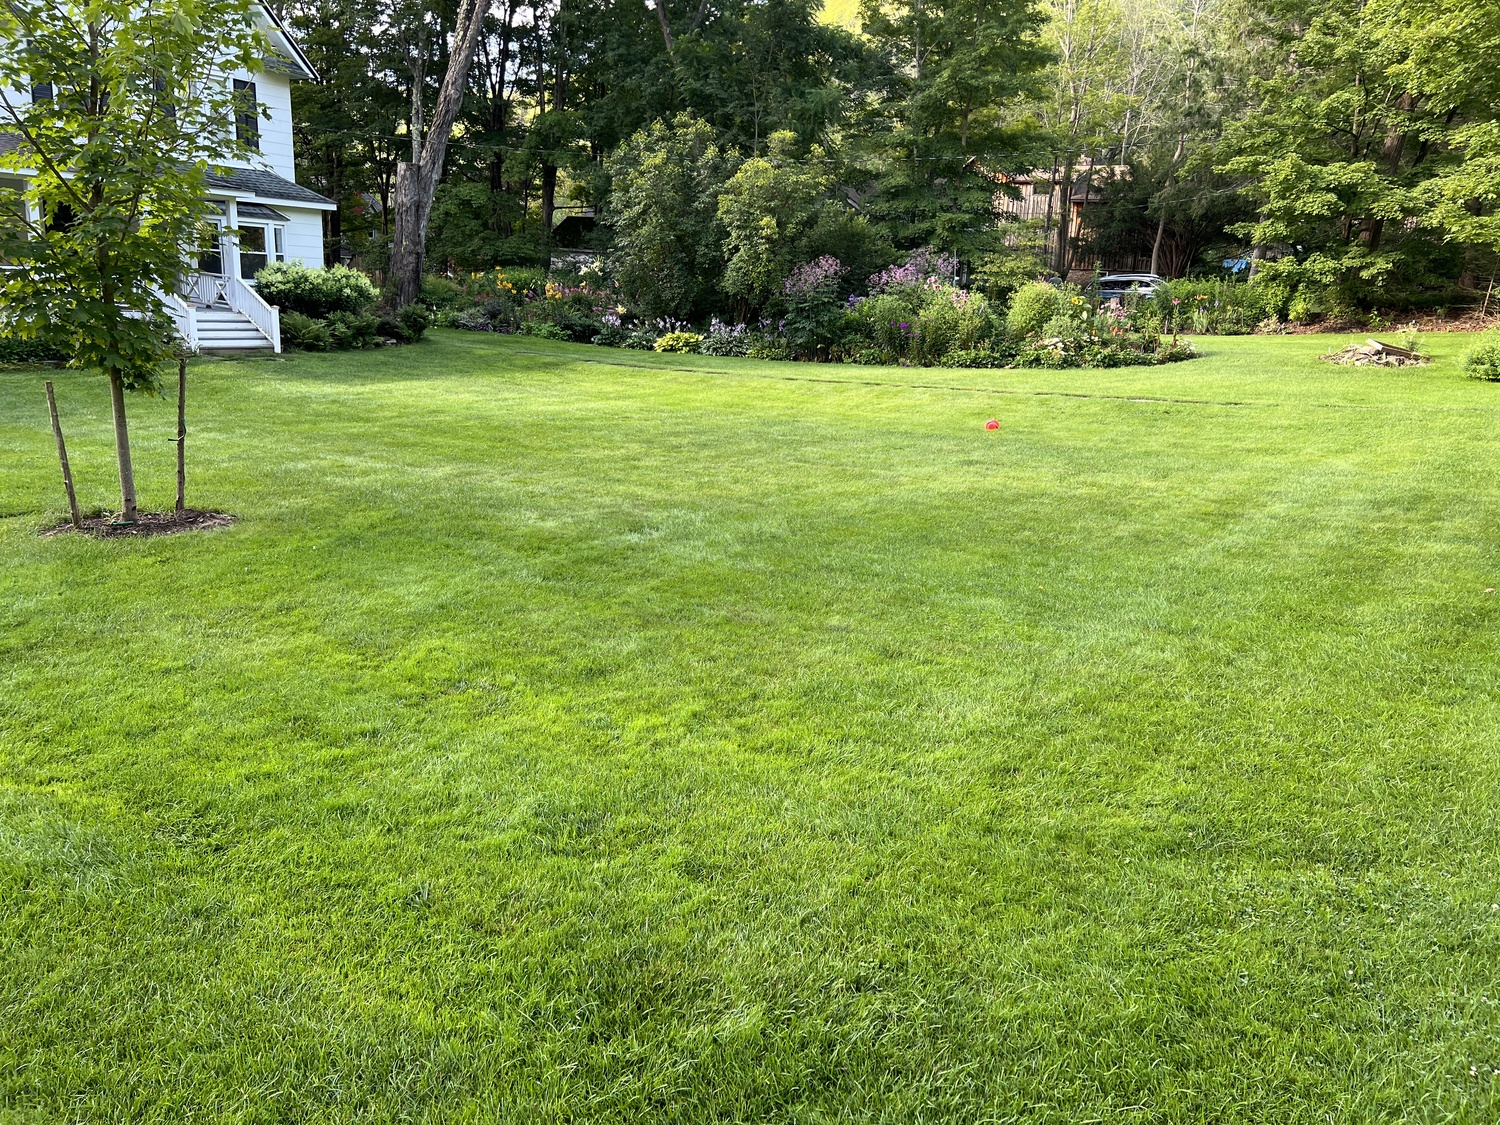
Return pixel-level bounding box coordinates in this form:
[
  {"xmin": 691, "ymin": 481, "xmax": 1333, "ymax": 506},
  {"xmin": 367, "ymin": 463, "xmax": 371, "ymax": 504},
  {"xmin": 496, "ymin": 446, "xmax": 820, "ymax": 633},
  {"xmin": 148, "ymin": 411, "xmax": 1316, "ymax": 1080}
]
[
  {"xmin": 259, "ymin": 3, "xmax": 320, "ymax": 83},
  {"xmin": 206, "ymin": 166, "xmax": 335, "ymax": 209},
  {"xmin": 0, "ymin": 140, "xmax": 332, "ymax": 209}
]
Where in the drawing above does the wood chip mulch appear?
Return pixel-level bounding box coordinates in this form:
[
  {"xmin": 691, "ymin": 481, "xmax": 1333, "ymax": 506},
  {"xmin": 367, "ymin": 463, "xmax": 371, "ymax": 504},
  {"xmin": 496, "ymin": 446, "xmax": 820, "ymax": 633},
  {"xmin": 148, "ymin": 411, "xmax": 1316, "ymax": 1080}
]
[{"xmin": 40, "ymin": 509, "xmax": 238, "ymax": 539}]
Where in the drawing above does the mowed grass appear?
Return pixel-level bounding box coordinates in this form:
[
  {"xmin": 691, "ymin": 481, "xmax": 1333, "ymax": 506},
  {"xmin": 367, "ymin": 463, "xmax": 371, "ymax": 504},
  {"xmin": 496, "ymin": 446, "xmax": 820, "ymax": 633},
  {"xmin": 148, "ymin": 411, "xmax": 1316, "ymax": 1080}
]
[{"xmin": 3, "ymin": 331, "xmax": 1500, "ymax": 1122}]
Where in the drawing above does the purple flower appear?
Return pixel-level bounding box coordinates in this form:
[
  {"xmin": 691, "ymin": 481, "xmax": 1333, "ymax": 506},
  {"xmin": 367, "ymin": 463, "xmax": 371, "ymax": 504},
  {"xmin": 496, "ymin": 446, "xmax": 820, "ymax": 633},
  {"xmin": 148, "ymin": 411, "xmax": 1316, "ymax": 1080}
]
[
  {"xmin": 783, "ymin": 255, "xmax": 844, "ymax": 298},
  {"xmin": 868, "ymin": 248, "xmax": 959, "ymax": 293}
]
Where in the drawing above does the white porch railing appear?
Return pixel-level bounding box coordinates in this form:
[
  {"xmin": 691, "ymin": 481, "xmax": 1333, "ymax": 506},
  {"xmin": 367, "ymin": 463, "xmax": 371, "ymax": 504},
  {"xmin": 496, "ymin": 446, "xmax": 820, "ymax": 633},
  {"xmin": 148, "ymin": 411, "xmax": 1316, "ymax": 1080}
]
[
  {"xmin": 179, "ymin": 272, "xmax": 281, "ymax": 353},
  {"xmin": 186, "ymin": 271, "xmax": 231, "ymax": 309},
  {"xmin": 224, "ymin": 274, "xmax": 282, "ymax": 353},
  {"xmin": 156, "ymin": 286, "xmax": 200, "ymax": 352}
]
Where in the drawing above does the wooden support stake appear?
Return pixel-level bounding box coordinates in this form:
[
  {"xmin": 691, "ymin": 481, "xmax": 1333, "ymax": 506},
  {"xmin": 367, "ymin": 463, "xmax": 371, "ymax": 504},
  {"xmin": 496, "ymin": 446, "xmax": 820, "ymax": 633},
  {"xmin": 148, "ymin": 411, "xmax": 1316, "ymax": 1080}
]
[
  {"xmin": 175, "ymin": 355, "xmax": 187, "ymax": 514},
  {"xmin": 44, "ymin": 380, "xmax": 82, "ymax": 530}
]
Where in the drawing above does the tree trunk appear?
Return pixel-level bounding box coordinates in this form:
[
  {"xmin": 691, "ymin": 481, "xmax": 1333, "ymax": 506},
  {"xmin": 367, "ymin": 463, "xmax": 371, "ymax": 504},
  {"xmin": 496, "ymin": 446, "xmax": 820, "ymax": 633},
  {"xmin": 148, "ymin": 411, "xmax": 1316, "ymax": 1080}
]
[
  {"xmin": 1248, "ymin": 243, "xmax": 1265, "ymax": 280},
  {"xmin": 1149, "ymin": 207, "xmax": 1169, "ymax": 277},
  {"xmin": 390, "ymin": 161, "xmax": 423, "ymax": 304},
  {"xmin": 655, "ymin": 0, "xmax": 674, "ymax": 51},
  {"xmin": 1053, "ymin": 156, "xmax": 1075, "ymax": 277},
  {"xmin": 410, "ymin": 44, "xmax": 426, "ymax": 166},
  {"xmin": 540, "ymin": 162, "xmax": 557, "ymax": 269},
  {"xmin": 1150, "ymin": 134, "xmax": 1187, "ymax": 278},
  {"xmin": 107, "ymin": 368, "xmax": 138, "ymax": 523},
  {"xmin": 390, "ymin": 0, "xmax": 491, "ymax": 307}
]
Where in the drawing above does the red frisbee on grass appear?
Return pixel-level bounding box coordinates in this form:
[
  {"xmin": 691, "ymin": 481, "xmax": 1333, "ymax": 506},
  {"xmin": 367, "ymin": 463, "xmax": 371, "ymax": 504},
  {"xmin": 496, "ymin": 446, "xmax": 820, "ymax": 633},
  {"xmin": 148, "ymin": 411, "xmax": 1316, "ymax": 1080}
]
[{"xmin": 984, "ymin": 419, "xmax": 1000, "ymax": 430}]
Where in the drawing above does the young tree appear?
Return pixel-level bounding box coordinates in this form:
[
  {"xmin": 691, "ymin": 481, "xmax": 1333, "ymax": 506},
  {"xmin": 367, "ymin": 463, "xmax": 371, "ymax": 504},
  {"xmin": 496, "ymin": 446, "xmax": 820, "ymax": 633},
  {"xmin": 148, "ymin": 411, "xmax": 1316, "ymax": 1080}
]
[
  {"xmin": 605, "ymin": 114, "xmax": 739, "ymax": 320},
  {"xmin": 718, "ymin": 132, "xmax": 833, "ymax": 316},
  {"xmin": 0, "ymin": 0, "xmax": 265, "ymax": 523}
]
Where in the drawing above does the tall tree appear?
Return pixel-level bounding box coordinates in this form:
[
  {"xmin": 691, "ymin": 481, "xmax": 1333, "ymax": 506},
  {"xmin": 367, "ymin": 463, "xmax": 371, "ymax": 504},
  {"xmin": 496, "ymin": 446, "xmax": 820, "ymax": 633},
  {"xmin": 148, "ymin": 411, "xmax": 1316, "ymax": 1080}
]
[
  {"xmin": 853, "ymin": 0, "xmax": 1050, "ymax": 261},
  {"xmin": 389, "ymin": 0, "xmax": 490, "ymax": 305},
  {"xmin": 1217, "ymin": 0, "xmax": 1500, "ymax": 301},
  {"xmin": 284, "ymin": 0, "xmax": 408, "ymax": 264},
  {"xmin": 605, "ymin": 114, "xmax": 739, "ymax": 319},
  {"xmin": 0, "ymin": 0, "xmax": 264, "ymax": 522}
]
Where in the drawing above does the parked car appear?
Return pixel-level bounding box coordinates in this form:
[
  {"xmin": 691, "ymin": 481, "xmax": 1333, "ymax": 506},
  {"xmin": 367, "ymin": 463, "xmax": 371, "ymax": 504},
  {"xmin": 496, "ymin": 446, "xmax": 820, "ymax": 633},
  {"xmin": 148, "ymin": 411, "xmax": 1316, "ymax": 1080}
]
[{"xmin": 1096, "ymin": 273, "xmax": 1166, "ymax": 300}]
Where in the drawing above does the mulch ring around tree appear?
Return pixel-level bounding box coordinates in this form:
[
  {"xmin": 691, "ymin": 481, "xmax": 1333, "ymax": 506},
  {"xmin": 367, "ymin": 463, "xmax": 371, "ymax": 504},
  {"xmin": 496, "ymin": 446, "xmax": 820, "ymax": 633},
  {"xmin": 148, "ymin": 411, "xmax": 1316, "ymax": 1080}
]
[{"xmin": 40, "ymin": 509, "xmax": 238, "ymax": 539}]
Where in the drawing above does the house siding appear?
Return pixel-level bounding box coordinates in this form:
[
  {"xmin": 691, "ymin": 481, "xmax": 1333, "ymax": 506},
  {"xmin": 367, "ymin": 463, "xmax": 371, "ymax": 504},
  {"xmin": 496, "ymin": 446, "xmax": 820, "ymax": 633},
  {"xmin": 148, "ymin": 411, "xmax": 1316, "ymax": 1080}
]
[
  {"xmin": 222, "ymin": 66, "xmax": 296, "ymax": 181},
  {"xmin": 281, "ymin": 207, "xmax": 326, "ymax": 268}
]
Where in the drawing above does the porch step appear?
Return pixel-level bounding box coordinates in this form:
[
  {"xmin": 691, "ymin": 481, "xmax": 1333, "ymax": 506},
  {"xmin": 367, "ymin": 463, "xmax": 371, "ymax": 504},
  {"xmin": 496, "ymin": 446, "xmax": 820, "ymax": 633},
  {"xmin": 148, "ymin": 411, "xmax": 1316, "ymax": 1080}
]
[{"xmin": 195, "ymin": 308, "xmax": 274, "ymax": 351}]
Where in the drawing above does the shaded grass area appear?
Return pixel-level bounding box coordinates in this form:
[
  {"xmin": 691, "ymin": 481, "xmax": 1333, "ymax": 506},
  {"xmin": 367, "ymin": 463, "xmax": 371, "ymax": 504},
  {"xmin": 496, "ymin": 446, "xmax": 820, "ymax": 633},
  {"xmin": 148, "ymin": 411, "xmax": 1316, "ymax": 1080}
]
[{"xmin": 3, "ymin": 332, "xmax": 1500, "ymax": 1122}]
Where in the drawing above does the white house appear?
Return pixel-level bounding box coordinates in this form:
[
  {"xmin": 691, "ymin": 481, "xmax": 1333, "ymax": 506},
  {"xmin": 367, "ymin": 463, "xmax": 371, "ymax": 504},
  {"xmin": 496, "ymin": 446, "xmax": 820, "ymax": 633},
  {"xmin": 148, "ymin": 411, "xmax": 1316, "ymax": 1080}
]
[
  {"xmin": 172, "ymin": 5, "xmax": 334, "ymax": 351},
  {"xmin": 1, "ymin": 5, "xmax": 334, "ymax": 351}
]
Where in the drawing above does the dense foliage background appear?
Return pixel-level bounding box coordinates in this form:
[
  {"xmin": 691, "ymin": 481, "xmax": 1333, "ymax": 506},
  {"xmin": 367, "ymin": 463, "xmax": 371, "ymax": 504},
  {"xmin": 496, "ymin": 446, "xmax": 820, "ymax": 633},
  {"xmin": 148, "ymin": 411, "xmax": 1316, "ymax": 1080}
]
[{"xmin": 285, "ymin": 0, "xmax": 1500, "ymax": 316}]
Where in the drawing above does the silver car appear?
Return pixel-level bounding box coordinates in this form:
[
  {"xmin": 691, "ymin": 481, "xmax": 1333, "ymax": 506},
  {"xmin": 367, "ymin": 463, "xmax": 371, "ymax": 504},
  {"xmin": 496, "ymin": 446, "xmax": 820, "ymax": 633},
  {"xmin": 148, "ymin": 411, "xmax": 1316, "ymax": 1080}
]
[{"xmin": 1097, "ymin": 273, "xmax": 1166, "ymax": 300}]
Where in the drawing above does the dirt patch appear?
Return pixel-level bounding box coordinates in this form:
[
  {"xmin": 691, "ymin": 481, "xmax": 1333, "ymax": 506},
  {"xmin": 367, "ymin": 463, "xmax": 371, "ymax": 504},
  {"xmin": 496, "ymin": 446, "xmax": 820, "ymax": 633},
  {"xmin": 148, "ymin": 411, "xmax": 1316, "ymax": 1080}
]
[
  {"xmin": 41, "ymin": 509, "xmax": 238, "ymax": 539},
  {"xmin": 1282, "ymin": 309, "xmax": 1499, "ymax": 335}
]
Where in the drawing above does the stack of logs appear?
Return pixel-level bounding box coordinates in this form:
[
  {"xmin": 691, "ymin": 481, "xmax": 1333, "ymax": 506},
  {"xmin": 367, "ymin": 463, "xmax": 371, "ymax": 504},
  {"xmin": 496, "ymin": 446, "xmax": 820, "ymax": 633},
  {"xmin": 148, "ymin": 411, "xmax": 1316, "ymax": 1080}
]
[{"xmin": 1323, "ymin": 339, "xmax": 1430, "ymax": 367}]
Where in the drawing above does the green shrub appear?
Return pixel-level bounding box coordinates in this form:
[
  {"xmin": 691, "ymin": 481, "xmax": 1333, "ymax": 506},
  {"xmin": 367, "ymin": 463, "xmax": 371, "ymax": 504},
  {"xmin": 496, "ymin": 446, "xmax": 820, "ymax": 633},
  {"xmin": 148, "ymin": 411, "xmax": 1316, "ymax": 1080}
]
[
  {"xmin": 326, "ymin": 310, "xmax": 379, "ymax": 349},
  {"xmin": 746, "ymin": 335, "xmax": 792, "ymax": 360},
  {"xmin": 846, "ymin": 291, "xmax": 921, "ymax": 361},
  {"xmin": 530, "ymin": 304, "xmax": 605, "ymax": 343},
  {"xmin": 522, "ymin": 322, "xmax": 569, "ymax": 341},
  {"xmin": 1464, "ymin": 331, "xmax": 1500, "ymax": 381},
  {"xmin": 0, "ymin": 335, "xmax": 66, "ymax": 364},
  {"xmin": 700, "ymin": 320, "xmax": 750, "ymax": 356},
  {"xmin": 480, "ymin": 294, "xmax": 521, "ymax": 333},
  {"xmin": 1006, "ymin": 281, "xmax": 1063, "ymax": 339},
  {"xmin": 592, "ymin": 326, "xmax": 632, "ymax": 348},
  {"xmin": 418, "ymin": 276, "xmax": 466, "ymax": 311},
  {"xmin": 888, "ymin": 285, "xmax": 999, "ymax": 365},
  {"xmin": 390, "ymin": 304, "xmax": 429, "ymax": 342},
  {"xmin": 654, "ymin": 330, "xmax": 703, "ymax": 354},
  {"xmin": 623, "ymin": 328, "xmax": 659, "ymax": 350},
  {"xmin": 940, "ymin": 348, "xmax": 1010, "ymax": 368},
  {"xmin": 450, "ymin": 309, "xmax": 495, "ymax": 332},
  {"xmin": 505, "ymin": 267, "xmax": 547, "ymax": 297},
  {"xmin": 1145, "ymin": 278, "xmax": 1283, "ymax": 336},
  {"xmin": 280, "ymin": 311, "xmax": 330, "ymax": 351},
  {"xmin": 255, "ymin": 263, "xmax": 378, "ymax": 318}
]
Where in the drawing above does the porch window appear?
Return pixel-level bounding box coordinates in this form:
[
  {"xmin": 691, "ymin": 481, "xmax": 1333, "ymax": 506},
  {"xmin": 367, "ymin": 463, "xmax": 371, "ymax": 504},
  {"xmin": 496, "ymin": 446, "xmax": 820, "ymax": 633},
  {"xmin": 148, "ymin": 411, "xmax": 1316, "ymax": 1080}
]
[
  {"xmin": 198, "ymin": 226, "xmax": 224, "ymax": 276},
  {"xmin": 239, "ymin": 225, "xmax": 268, "ymax": 277}
]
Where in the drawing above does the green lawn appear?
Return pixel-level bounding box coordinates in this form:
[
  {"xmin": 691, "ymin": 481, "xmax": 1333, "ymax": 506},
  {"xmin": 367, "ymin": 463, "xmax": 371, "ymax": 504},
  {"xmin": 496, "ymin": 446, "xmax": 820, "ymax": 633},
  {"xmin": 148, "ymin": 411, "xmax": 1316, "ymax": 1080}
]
[{"xmin": 4, "ymin": 331, "xmax": 1500, "ymax": 1122}]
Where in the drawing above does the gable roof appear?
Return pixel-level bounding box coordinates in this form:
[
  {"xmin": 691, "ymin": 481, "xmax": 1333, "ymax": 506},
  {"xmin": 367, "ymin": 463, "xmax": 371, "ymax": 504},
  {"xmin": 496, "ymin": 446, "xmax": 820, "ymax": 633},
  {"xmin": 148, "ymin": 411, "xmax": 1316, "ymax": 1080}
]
[{"xmin": 259, "ymin": 3, "xmax": 320, "ymax": 83}]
